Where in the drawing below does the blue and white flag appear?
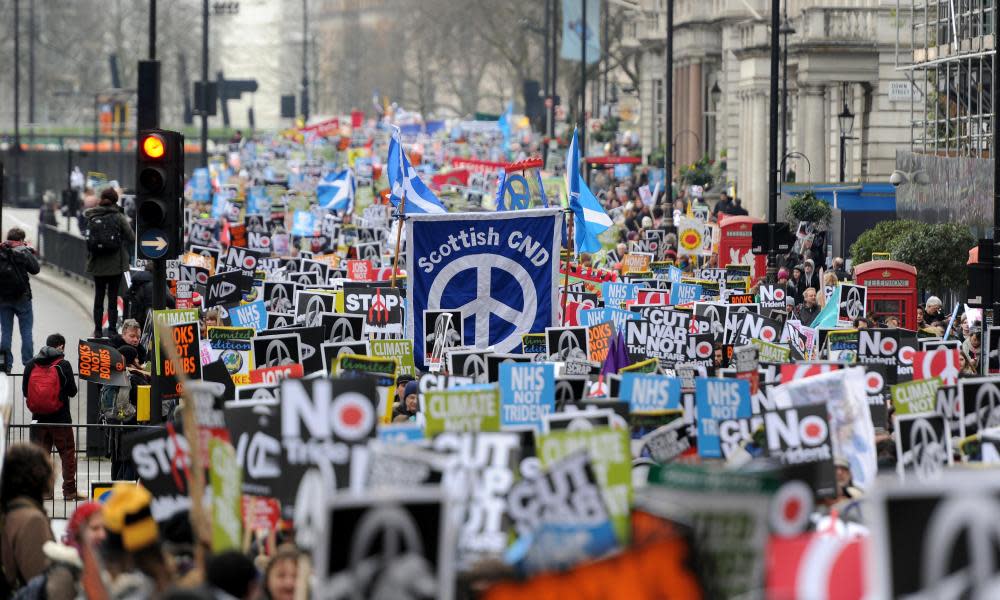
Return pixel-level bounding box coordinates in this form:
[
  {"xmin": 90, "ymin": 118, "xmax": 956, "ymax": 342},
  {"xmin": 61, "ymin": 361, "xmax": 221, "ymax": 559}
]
[
  {"xmin": 560, "ymin": 0, "xmax": 601, "ymax": 64},
  {"xmin": 386, "ymin": 127, "xmax": 447, "ymax": 214},
  {"xmin": 407, "ymin": 209, "xmax": 562, "ymax": 368},
  {"xmin": 566, "ymin": 129, "xmax": 612, "ymax": 253},
  {"xmin": 317, "ymin": 169, "xmax": 355, "ymax": 213}
]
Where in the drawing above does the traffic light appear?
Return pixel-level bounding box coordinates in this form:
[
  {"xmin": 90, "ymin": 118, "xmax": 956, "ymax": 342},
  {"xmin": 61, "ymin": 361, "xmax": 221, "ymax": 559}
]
[{"xmin": 136, "ymin": 129, "xmax": 184, "ymax": 260}]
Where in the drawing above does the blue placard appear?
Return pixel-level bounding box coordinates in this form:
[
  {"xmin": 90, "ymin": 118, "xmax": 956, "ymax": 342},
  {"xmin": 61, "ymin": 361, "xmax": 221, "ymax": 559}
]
[
  {"xmin": 620, "ymin": 373, "xmax": 681, "ymax": 413},
  {"xmin": 667, "ymin": 265, "xmax": 683, "ymax": 284},
  {"xmin": 601, "ymin": 282, "xmax": 638, "ymax": 309},
  {"xmin": 227, "ymin": 300, "xmax": 267, "ymax": 332},
  {"xmin": 377, "ymin": 423, "xmax": 425, "ymax": 443},
  {"xmin": 291, "ymin": 211, "xmax": 316, "ymax": 237},
  {"xmin": 695, "ymin": 377, "xmax": 751, "ymax": 458},
  {"xmin": 211, "ymin": 192, "xmax": 230, "ymax": 219},
  {"xmin": 578, "ymin": 308, "xmax": 606, "ymax": 328},
  {"xmin": 604, "ymin": 307, "xmax": 639, "ymax": 333},
  {"xmin": 191, "ymin": 167, "xmax": 211, "ymax": 202},
  {"xmin": 247, "ymin": 186, "xmax": 270, "ymax": 215},
  {"xmin": 671, "ymin": 282, "xmax": 703, "ymax": 305},
  {"xmin": 407, "ymin": 209, "xmax": 561, "ymax": 368},
  {"xmin": 500, "ymin": 362, "xmax": 555, "ymax": 431}
]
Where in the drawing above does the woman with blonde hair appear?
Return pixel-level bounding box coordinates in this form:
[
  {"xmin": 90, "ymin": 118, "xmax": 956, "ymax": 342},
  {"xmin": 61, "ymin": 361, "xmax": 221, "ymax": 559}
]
[{"xmin": 818, "ymin": 270, "xmax": 839, "ymax": 308}]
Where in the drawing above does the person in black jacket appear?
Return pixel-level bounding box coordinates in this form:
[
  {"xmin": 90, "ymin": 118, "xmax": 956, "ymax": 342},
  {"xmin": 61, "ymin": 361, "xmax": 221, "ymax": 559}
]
[
  {"xmin": 23, "ymin": 334, "xmax": 84, "ymax": 500},
  {"xmin": 0, "ymin": 227, "xmax": 41, "ymax": 373},
  {"xmin": 125, "ymin": 265, "xmax": 175, "ymax": 330}
]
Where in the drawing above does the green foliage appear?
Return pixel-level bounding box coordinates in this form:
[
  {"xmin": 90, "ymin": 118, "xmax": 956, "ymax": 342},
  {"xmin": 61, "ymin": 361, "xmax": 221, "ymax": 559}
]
[
  {"xmin": 850, "ymin": 220, "xmax": 975, "ymax": 294},
  {"xmin": 894, "ymin": 223, "xmax": 975, "ymax": 294},
  {"xmin": 849, "ymin": 220, "xmax": 923, "ymax": 266},
  {"xmin": 591, "ymin": 117, "xmax": 620, "ymax": 144},
  {"xmin": 785, "ymin": 191, "xmax": 832, "ymax": 227}
]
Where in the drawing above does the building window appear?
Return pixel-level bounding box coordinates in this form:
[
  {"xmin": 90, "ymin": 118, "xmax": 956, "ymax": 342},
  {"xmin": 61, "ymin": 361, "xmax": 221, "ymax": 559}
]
[{"xmin": 654, "ymin": 77, "xmax": 664, "ymax": 150}]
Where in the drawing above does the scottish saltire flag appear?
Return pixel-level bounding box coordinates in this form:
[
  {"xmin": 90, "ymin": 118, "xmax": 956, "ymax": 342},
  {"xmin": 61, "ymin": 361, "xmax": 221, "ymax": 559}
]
[
  {"xmin": 386, "ymin": 127, "xmax": 447, "ymax": 214},
  {"xmin": 566, "ymin": 129, "xmax": 612, "ymax": 253},
  {"xmin": 317, "ymin": 169, "xmax": 355, "ymax": 213}
]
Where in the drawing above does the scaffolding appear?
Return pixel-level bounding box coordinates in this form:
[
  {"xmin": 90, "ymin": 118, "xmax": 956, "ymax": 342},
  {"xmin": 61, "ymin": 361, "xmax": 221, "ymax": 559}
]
[{"xmin": 897, "ymin": 0, "xmax": 996, "ymax": 157}]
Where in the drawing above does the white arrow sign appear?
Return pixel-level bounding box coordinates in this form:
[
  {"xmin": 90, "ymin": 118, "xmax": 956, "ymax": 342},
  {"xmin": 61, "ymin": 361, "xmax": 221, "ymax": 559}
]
[{"xmin": 142, "ymin": 237, "xmax": 168, "ymax": 251}]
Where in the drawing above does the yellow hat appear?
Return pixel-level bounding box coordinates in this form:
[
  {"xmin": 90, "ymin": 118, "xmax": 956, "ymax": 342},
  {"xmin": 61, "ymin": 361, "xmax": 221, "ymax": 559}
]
[{"xmin": 102, "ymin": 484, "xmax": 159, "ymax": 552}]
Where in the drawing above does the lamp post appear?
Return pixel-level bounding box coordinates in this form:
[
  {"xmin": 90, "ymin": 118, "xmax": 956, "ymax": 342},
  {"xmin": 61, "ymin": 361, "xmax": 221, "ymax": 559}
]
[
  {"xmin": 780, "ymin": 15, "xmax": 795, "ymax": 178},
  {"xmin": 664, "ymin": 0, "xmax": 674, "ymax": 208},
  {"xmin": 780, "ymin": 151, "xmax": 811, "ymax": 182},
  {"xmin": 838, "ymin": 91, "xmax": 856, "ymax": 183}
]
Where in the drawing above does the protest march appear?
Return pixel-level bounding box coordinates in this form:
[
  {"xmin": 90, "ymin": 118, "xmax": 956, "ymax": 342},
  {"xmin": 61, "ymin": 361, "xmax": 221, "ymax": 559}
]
[{"xmin": 0, "ymin": 110, "xmax": 997, "ymax": 599}]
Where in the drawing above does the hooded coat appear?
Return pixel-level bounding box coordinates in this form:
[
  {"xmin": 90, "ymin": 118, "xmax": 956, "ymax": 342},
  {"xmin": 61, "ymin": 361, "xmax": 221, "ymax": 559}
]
[
  {"xmin": 83, "ymin": 205, "xmax": 134, "ymax": 277},
  {"xmin": 22, "ymin": 346, "xmax": 77, "ymax": 424}
]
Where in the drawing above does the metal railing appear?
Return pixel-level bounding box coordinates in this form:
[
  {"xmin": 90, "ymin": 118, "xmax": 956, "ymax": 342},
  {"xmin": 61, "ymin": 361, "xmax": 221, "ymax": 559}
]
[
  {"xmin": 6, "ymin": 423, "xmax": 161, "ymax": 520},
  {"xmin": 38, "ymin": 223, "xmax": 89, "ymax": 280}
]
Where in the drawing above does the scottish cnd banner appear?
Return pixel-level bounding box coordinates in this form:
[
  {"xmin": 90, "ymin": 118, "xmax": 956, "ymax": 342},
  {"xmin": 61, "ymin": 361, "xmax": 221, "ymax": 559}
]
[{"xmin": 407, "ymin": 208, "xmax": 562, "ymax": 367}]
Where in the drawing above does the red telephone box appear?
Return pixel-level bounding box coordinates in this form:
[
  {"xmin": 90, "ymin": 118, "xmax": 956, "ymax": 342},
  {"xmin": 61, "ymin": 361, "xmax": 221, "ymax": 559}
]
[
  {"xmin": 852, "ymin": 260, "xmax": 918, "ymax": 330},
  {"xmin": 718, "ymin": 216, "xmax": 767, "ymax": 282}
]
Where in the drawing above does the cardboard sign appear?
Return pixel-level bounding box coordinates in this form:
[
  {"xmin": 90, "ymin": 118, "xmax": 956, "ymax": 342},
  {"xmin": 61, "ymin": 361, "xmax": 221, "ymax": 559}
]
[
  {"xmin": 209, "ymin": 439, "xmax": 243, "ymax": 552},
  {"xmin": 252, "ymin": 333, "xmax": 302, "ymax": 370},
  {"xmin": 958, "ymin": 376, "xmax": 1000, "ymax": 436},
  {"xmin": 537, "ymin": 427, "xmax": 632, "ymax": 544},
  {"xmin": 758, "ymin": 285, "xmax": 788, "ymax": 311},
  {"xmin": 126, "ymin": 426, "xmax": 191, "ymax": 522},
  {"xmin": 751, "ymin": 338, "xmax": 791, "ymax": 363},
  {"xmin": 521, "ymin": 333, "xmax": 547, "ymax": 356},
  {"xmin": 78, "ymin": 341, "xmax": 127, "ymax": 386},
  {"xmin": 545, "ymin": 326, "xmax": 589, "ymax": 362},
  {"xmin": 695, "ymin": 377, "xmax": 751, "ymax": 458},
  {"xmin": 294, "ymin": 290, "xmax": 336, "ymax": 328},
  {"xmin": 346, "ymin": 259, "xmax": 373, "ymax": 281},
  {"xmin": 322, "ymin": 312, "xmax": 364, "ymax": 343},
  {"xmin": 423, "ymin": 310, "xmax": 464, "ymax": 370},
  {"xmin": 205, "ymin": 270, "xmax": 248, "ymax": 307},
  {"xmin": 837, "ymin": 283, "xmax": 867, "ymax": 325},
  {"xmin": 424, "ymin": 385, "xmax": 501, "ymax": 436},
  {"xmin": 206, "ymin": 326, "xmax": 254, "ymax": 385},
  {"xmin": 893, "ymin": 413, "xmax": 952, "ymax": 480},
  {"xmin": 499, "ymin": 363, "xmax": 554, "ymax": 431},
  {"xmin": 620, "ymin": 373, "xmax": 680, "ymax": 413},
  {"xmin": 335, "ymin": 354, "xmax": 397, "ymax": 387},
  {"xmin": 264, "ymin": 281, "xmax": 300, "ymax": 314},
  {"xmin": 913, "ymin": 348, "xmax": 962, "ymax": 386},
  {"xmin": 159, "ymin": 322, "xmax": 201, "ymax": 399},
  {"xmin": 227, "ymin": 299, "xmax": 267, "ymax": 332},
  {"xmin": 624, "ymin": 310, "xmax": 691, "ymax": 367},
  {"xmin": 343, "ymin": 283, "xmax": 404, "ymax": 339},
  {"xmin": 247, "ymin": 363, "xmax": 304, "ymax": 385},
  {"xmin": 587, "ymin": 321, "xmax": 614, "ymax": 363},
  {"xmin": 368, "ymin": 339, "xmax": 416, "ymax": 376},
  {"xmin": 762, "ymin": 404, "xmax": 836, "ymax": 497},
  {"xmin": 313, "ymin": 489, "xmax": 454, "ymax": 597},
  {"xmin": 891, "ymin": 377, "xmax": 942, "ymax": 415}
]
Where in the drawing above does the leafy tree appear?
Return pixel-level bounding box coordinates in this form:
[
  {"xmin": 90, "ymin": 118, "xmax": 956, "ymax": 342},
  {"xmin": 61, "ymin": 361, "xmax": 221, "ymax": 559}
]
[
  {"xmin": 849, "ymin": 219, "xmax": 923, "ymax": 266},
  {"xmin": 850, "ymin": 220, "xmax": 974, "ymax": 295},
  {"xmin": 894, "ymin": 223, "xmax": 975, "ymax": 294}
]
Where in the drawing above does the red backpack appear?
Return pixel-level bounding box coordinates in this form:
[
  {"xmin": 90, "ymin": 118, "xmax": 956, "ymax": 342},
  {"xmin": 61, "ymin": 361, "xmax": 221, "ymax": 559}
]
[{"xmin": 27, "ymin": 362, "xmax": 62, "ymax": 415}]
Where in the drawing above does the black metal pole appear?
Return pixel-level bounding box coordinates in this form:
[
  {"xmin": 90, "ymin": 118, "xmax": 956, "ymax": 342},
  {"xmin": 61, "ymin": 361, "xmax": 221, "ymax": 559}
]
[
  {"xmin": 992, "ymin": 0, "xmax": 999, "ymax": 329},
  {"xmin": 580, "ymin": 0, "xmax": 587, "ymax": 157},
  {"xmin": 301, "ymin": 0, "xmax": 310, "ymax": 122},
  {"xmin": 201, "ymin": 0, "xmax": 209, "ymax": 167},
  {"xmin": 551, "ymin": 0, "xmax": 558, "ymax": 143},
  {"xmin": 766, "ymin": 0, "xmax": 780, "ymax": 281},
  {"xmin": 839, "ymin": 135, "xmax": 846, "ymax": 183},
  {"xmin": 781, "ymin": 11, "xmax": 789, "ymax": 182},
  {"xmin": 543, "ymin": 0, "xmax": 551, "ymax": 167},
  {"xmin": 149, "ymin": 0, "xmax": 157, "ymax": 59},
  {"xmin": 28, "ymin": 0, "xmax": 34, "ymax": 130},
  {"xmin": 664, "ymin": 0, "xmax": 673, "ymax": 207},
  {"xmin": 14, "ymin": 0, "xmax": 21, "ymax": 152}
]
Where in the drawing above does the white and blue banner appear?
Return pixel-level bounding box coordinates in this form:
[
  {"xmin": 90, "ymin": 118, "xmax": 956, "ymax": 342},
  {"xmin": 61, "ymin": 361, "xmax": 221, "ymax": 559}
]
[
  {"xmin": 601, "ymin": 282, "xmax": 638, "ymax": 309},
  {"xmin": 671, "ymin": 282, "xmax": 703, "ymax": 305},
  {"xmin": 227, "ymin": 300, "xmax": 268, "ymax": 332},
  {"xmin": 560, "ymin": 0, "xmax": 601, "ymax": 64},
  {"xmin": 407, "ymin": 209, "xmax": 562, "ymax": 367},
  {"xmin": 620, "ymin": 373, "xmax": 681, "ymax": 413},
  {"xmin": 500, "ymin": 362, "xmax": 555, "ymax": 431},
  {"xmin": 191, "ymin": 167, "xmax": 212, "ymax": 202}
]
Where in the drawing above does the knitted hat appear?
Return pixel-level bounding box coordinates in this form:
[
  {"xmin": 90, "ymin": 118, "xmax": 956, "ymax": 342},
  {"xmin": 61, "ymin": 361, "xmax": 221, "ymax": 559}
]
[
  {"xmin": 103, "ymin": 484, "xmax": 159, "ymax": 552},
  {"xmin": 404, "ymin": 380, "xmax": 419, "ymax": 399},
  {"xmin": 65, "ymin": 501, "xmax": 103, "ymax": 547}
]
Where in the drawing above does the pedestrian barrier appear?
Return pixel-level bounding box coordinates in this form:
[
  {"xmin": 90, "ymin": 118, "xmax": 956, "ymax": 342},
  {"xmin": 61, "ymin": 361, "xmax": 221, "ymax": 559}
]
[
  {"xmin": 38, "ymin": 223, "xmax": 89, "ymax": 280},
  {"xmin": 5, "ymin": 423, "xmax": 160, "ymax": 521}
]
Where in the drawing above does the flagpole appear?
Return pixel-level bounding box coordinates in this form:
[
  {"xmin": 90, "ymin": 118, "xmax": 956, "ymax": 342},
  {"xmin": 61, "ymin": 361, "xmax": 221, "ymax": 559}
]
[
  {"xmin": 390, "ymin": 190, "xmax": 405, "ymax": 288},
  {"xmin": 561, "ymin": 208, "xmax": 574, "ymax": 325}
]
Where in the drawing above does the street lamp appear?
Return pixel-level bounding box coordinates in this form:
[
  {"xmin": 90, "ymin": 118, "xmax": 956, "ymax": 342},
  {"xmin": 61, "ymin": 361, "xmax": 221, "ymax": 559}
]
[
  {"xmin": 710, "ymin": 81, "xmax": 722, "ymax": 110},
  {"xmin": 781, "ymin": 151, "xmax": 811, "ymax": 182},
  {"xmin": 838, "ymin": 92, "xmax": 856, "ymax": 183}
]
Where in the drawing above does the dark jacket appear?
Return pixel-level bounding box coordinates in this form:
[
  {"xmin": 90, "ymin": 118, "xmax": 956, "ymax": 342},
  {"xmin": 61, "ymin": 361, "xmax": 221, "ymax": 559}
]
[
  {"xmin": 798, "ymin": 303, "xmax": 822, "ymax": 327},
  {"xmin": 83, "ymin": 205, "xmax": 134, "ymax": 277},
  {"xmin": 23, "ymin": 346, "xmax": 77, "ymax": 424},
  {"xmin": 109, "ymin": 334, "xmax": 148, "ymax": 366},
  {"xmin": 1, "ymin": 497, "xmax": 53, "ymax": 591},
  {"xmin": 1, "ymin": 242, "xmax": 41, "ymax": 301}
]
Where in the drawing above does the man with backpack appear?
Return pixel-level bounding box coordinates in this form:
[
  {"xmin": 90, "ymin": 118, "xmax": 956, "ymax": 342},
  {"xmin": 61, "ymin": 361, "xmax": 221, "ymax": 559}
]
[
  {"xmin": 0, "ymin": 227, "xmax": 41, "ymax": 374},
  {"xmin": 23, "ymin": 333, "xmax": 84, "ymax": 500},
  {"xmin": 84, "ymin": 187, "xmax": 135, "ymax": 338}
]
